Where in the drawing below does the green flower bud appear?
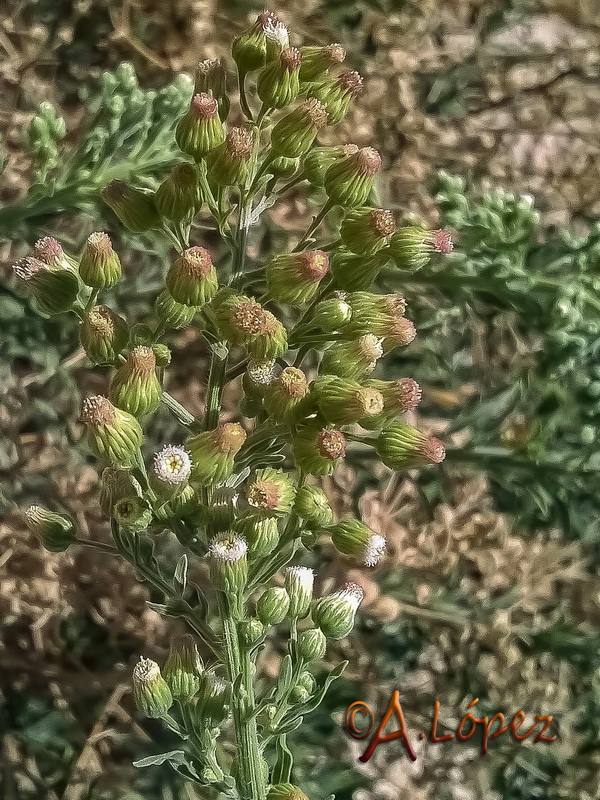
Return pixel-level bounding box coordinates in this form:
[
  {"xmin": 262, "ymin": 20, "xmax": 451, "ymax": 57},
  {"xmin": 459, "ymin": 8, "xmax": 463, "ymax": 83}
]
[
  {"xmin": 330, "ymin": 248, "xmax": 383, "ymax": 292},
  {"xmin": 238, "ymin": 617, "xmax": 265, "ymax": 647},
  {"xmin": 314, "ymin": 375, "xmax": 385, "ymax": 426},
  {"xmin": 363, "ymin": 378, "xmax": 422, "ymax": 425},
  {"xmin": 312, "ymin": 581, "xmax": 364, "ymax": 640},
  {"xmin": 78, "ymin": 232, "xmax": 122, "ymax": 288},
  {"xmin": 208, "ymin": 531, "xmax": 248, "ymax": 595},
  {"xmin": 344, "ymin": 291, "xmax": 407, "ymax": 337},
  {"xmin": 388, "ymin": 227, "xmax": 453, "ymax": 270},
  {"xmin": 25, "ymin": 505, "xmax": 76, "ymax": 552},
  {"xmin": 375, "ymin": 422, "xmax": 446, "ymax": 470},
  {"xmin": 128, "ymin": 322, "xmax": 154, "ymax": 346},
  {"xmin": 194, "ymin": 58, "xmax": 230, "ymax": 121},
  {"xmin": 293, "ymin": 424, "xmax": 347, "ymax": 476},
  {"xmin": 244, "ymin": 467, "xmax": 297, "ymax": 517},
  {"xmin": 164, "ymin": 483, "xmax": 199, "ymax": 521},
  {"xmin": 341, "ymin": 208, "xmax": 396, "ymax": 255},
  {"xmin": 132, "ymin": 657, "xmax": 173, "ymax": 718},
  {"xmin": 34, "ymin": 236, "xmax": 73, "ymax": 270},
  {"xmin": 187, "ymin": 422, "xmax": 247, "ymax": 485},
  {"xmin": 152, "ymin": 343, "xmax": 171, "ymax": 367},
  {"xmin": 297, "ymin": 671, "xmax": 316, "ymax": 693},
  {"xmin": 303, "ymin": 144, "xmax": 358, "ymax": 188},
  {"xmin": 297, "ymin": 628, "xmax": 327, "ymax": 662},
  {"xmin": 206, "ymin": 126, "xmax": 254, "ymax": 187},
  {"xmin": 308, "ymin": 69, "xmax": 363, "ymax": 124},
  {"xmin": 155, "ymin": 162, "xmax": 203, "ymax": 222},
  {"xmin": 81, "ymin": 395, "xmax": 143, "ymax": 466},
  {"xmin": 266, "ymin": 250, "xmax": 329, "ymax": 306},
  {"xmin": 320, "ymin": 334, "xmax": 383, "ymax": 380},
  {"xmin": 299, "ymin": 43, "xmax": 346, "ymax": 82},
  {"xmin": 284, "ymin": 566, "xmax": 314, "ymax": 619},
  {"xmin": 155, "ymin": 289, "xmax": 199, "ymax": 330},
  {"xmin": 195, "ymin": 670, "xmax": 232, "ymax": 724},
  {"xmin": 270, "ymin": 98, "xmax": 328, "ymax": 158},
  {"xmin": 99, "ymin": 467, "xmax": 142, "ymax": 516},
  {"xmin": 257, "ymin": 586, "xmax": 290, "ymax": 625},
  {"xmin": 263, "ymin": 367, "xmax": 309, "ymax": 422},
  {"xmin": 109, "ymin": 345, "xmax": 162, "ymax": 417},
  {"xmin": 163, "ymin": 634, "xmax": 203, "ymax": 701},
  {"xmin": 166, "ymin": 246, "xmax": 218, "ymax": 307},
  {"xmin": 329, "ymin": 518, "xmax": 386, "ymax": 567},
  {"xmin": 269, "ymin": 155, "xmax": 300, "ymax": 180},
  {"xmin": 215, "ymin": 295, "xmax": 287, "ymax": 360},
  {"xmin": 324, "ymin": 146, "xmax": 381, "ymax": 208},
  {"xmin": 236, "ymin": 516, "xmax": 280, "ymax": 557},
  {"xmin": 80, "ymin": 305, "xmax": 128, "ymax": 365},
  {"xmin": 289, "ymin": 685, "xmax": 310, "ymax": 704},
  {"xmin": 13, "ymin": 256, "xmax": 79, "ymax": 316},
  {"xmin": 232, "ymin": 11, "xmax": 279, "ymax": 74},
  {"xmin": 101, "ymin": 181, "xmax": 161, "ymax": 233},
  {"xmin": 175, "ymin": 93, "xmax": 226, "ymax": 161},
  {"xmin": 293, "ymin": 485, "xmax": 333, "ymax": 528},
  {"xmin": 309, "ymin": 295, "xmax": 353, "ymax": 331},
  {"xmin": 257, "ymin": 47, "xmax": 302, "ymax": 109},
  {"xmin": 151, "ymin": 444, "xmax": 192, "ymax": 498},
  {"xmin": 267, "ymin": 784, "xmax": 309, "ymax": 800},
  {"xmin": 113, "ymin": 495, "xmax": 153, "ymax": 531}
]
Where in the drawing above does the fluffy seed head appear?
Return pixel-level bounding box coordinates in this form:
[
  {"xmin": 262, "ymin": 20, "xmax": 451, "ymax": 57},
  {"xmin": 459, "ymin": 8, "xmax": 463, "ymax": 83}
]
[
  {"xmin": 81, "ymin": 395, "xmax": 116, "ymax": 426},
  {"xmin": 263, "ymin": 16, "xmax": 289, "ymax": 47},
  {"xmin": 190, "ymin": 92, "xmax": 219, "ymax": 119},
  {"xmin": 317, "ymin": 429, "xmax": 347, "ymax": 459},
  {"xmin": 363, "ymin": 533, "xmax": 387, "ymax": 567},
  {"xmin": 284, "ymin": 565, "xmax": 314, "ymax": 590},
  {"xmin": 34, "ymin": 237, "xmax": 64, "ymax": 266}
]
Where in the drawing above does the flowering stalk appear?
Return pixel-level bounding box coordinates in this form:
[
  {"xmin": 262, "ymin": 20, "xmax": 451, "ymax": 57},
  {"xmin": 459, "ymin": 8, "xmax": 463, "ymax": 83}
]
[{"xmin": 15, "ymin": 13, "xmax": 454, "ymax": 799}]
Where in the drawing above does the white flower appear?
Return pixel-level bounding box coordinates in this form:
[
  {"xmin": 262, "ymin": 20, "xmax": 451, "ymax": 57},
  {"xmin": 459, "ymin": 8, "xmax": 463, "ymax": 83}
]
[
  {"xmin": 263, "ymin": 18, "xmax": 289, "ymax": 48},
  {"xmin": 209, "ymin": 532, "xmax": 248, "ymax": 563},
  {"xmin": 153, "ymin": 444, "xmax": 192, "ymax": 485},
  {"xmin": 363, "ymin": 533, "xmax": 386, "ymax": 567}
]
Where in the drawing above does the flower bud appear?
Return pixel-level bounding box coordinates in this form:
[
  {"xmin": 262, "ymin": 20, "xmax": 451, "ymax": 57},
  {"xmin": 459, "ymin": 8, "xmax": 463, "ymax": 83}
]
[
  {"xmin": 344, "ymin": 291, "xmax": 407, "ymax": 337},
  {"xmin": 101, "ymin": 181, "xmax": 161, "ymax": 233},
  {"xmin": 297, "ymin": 628, "xmax": 327, "ymax": 662},
  {"xmin": 363, "ymin": 378, "xmax": 422, "ymax": 424},
  {"xmin": 309, "ymin": 69, "xmax": 363, "ymax": 124},
  {"xmin": 303, "ymin": 143, "xmax": 358, "ymax": 188},
  {"xmin": 293, "ymin": 485, "xmax": 333, "ymax": 528},
  {"xmin": 13, "ymin": 257, "xmax": 79, "ymax": 316},
  {"xmin": 151, "ymin": 444, "xmax": 192, "ymax": 498},
  {"xmin": 195, "ymin": 670, "xmax": 231, "ymax": 724},
  {"xmin": 267, "ymin": 785, "xmax": 309, "ymax": 800},
  {"xmin": 25, "ymin": 505, "xmax": 76, "ymax": 552},
  {"xmin": 330, "ymin": 248, "xmax": 383, "ymax": 292},
  {"xmin": 175, "ymin": 93, "xmax": 226, "ymax": 160},
  {"xmin": 312, "ymin": 581, "xmax": 364, "ymax": 640},
  {"xmin": 194, "ymin": 58, "xmax": 230, "ymax": 120},
  {"xmin": 236, "ymin": 516, "xmax": 280, "ymax": 557},
  {"xmin": 206, "ymin": 126, "xmax": 254, "ymax": 187},
  {"xmin": 208, "ymin": 531, "xmax": 248, "ymax": 595},
  {"xmin": 128, "ymin": 323, "xmax": 154, "ymax": 346},
  {"xmin": 109, "ymin": 345, "xmax": 162, "ymax": 417},
  {"xmin": 263, "ymin": 367, "xmax": 309, "ymax": 422},
  {"xmin": 215, "ymin": 294, "xmax": 287, "ymax": 360},
  {"xmin": 152, "ymin": 343, "xmax": 171, "ymax": 367},
  {"xmin": 341, "ymin": 208, "xmax": 396, "ymax": 255},
  {"xmin": 155, "ymin": 288, "xmax": 199, "ymax": 329},
  {"xmin": 388, "ymin": 227, "xmax": 454, "ymax": 270},
  {"xmin": 284, "ymin": 566, "xmax": 314, "ymax": 619},
  {"xmin": 155, "ymin": 163, "xmax": 203, "ymax": 222},
  {"xmin": 309, "ymin": 295, "xmax": 353, "ymax": 331},
  {"xmin": 238, "ymin": 617, "xmax": 265, "ymax": 647},
  {"xmin": 289, "ymin": 685, "xmax": 310, "ymax": 704},
  {"xmin": 299, "ymin": 43, "xmax": 346, "ymax": 82},
  {"xmin": 99, "ymin": 467, "xmax": 142, "ymax": 516},
  {"xmin": 271, "ymin": 98, "xmax": 328, "ymax": 158},
  {"xmin": 232, "ymin": 11, "xmax": 279, "ymax": 73},
  {"xmin": 243, "ymin": 360, "xmax": 279, "ymax": 406},
  {"xmin": 314, "ymin": 376, "xmax": 385, "ymax": 426},
  {"xmin": 382, "ymin": 317, "xmax": 417, "ymax": 353},
  {"xmin": 266, "ymin": 250, "xmax": 329, "ymax": 306},
  {"xmin": 81, "ymin": 395, "xmax": 143, "ymax": 466},
  {"xmin": 320, "ymin": 334, "xmax": 383, "ymax": 380},
  {"xmin": 113, "ymin": 495, "xmax": 153, "ymax": 531},
  {"xmin": 132, "ymin": 657, "xmax": 173, "ymax": 718},
  {"xmin": 257, "ymin": 586, "xmax": 290, "ymax": 625},
  {"xmin": 80, "ymin": 305, "xmax": 128, "ymax": 365},
  {"xmin": 187, "ymin": 422, "xmax": 247, "ymax": 485},
  {"xmin": 324, "ymin": 146, "xmax": 381, "ymax": 208},
  {"xmin": 34, "ymin": 236, "xmax": 73, "ymax": 270},
  {"xmin": 293, "ymin": 425, "xmax": 346, "ymax": 476},
  {"xmin": 329, "ymin": 519, "xmax": 386, "ymax": 567},
  {"xmin": 163, "ymin": 634, "xmax": 203, "ymax": 701},
  {"xmin": 244, "ymin": 467, "xmax": 297, "ymax": 517},
  {"xmin": 166, "ymin": 246, "xmax": 218, "ymax": 307},
  {"xmin": 78, "ymin": 232, "xmax": 122, "ymax": 288},
  {"xmin": 257, "ymin": 47, "xmax": 302, "ymax": 109},
  {"xmin": 200, "ymin": 487, "xmax": 238, "ymax": 534},
  {"xmin": 269, "ymin": 155, "xmax": 300, "ymax": 180},
  {"xmin": 375, "ymin": 422, "xmax": 446, "ymax": 470}
]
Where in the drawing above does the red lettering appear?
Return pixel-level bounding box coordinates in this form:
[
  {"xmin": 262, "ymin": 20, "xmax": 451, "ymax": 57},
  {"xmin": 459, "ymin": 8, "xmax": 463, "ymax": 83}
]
[
  {"xmin": 359, "ymin": 690, "xmax": 417, "ymax": 762},
  {"xmin": 430, "ymin": 700, "xmax": 454, "ymax": 743}
]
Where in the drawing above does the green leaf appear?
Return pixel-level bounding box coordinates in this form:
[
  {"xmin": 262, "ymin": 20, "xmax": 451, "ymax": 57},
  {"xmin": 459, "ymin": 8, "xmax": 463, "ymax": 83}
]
[{"xmin": 133, "ymin": 750, "xmax": 187, "ymax": 768}]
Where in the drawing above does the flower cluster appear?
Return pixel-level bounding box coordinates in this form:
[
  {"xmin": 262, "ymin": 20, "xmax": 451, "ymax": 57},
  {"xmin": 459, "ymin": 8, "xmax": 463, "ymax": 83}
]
[{"xmin": 15, "ymin": 11, "xmax": 452, "ymax": 800}]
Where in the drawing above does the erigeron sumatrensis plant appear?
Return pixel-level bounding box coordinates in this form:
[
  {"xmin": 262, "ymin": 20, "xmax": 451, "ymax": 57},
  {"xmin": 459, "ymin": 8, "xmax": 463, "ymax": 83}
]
[{"xmin": 16, "ymin": 13, "xmax": 452, "ymax": 800}]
